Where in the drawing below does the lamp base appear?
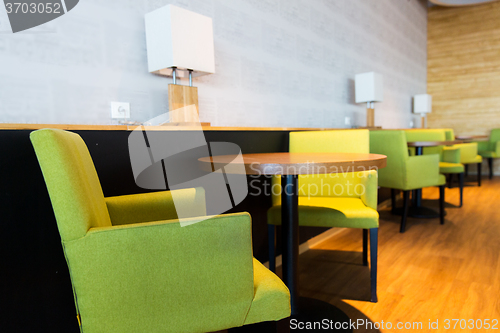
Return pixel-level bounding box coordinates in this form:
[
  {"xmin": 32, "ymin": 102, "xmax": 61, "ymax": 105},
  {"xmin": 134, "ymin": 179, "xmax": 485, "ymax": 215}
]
[
  {"xmin": 168, "ymin": 84, "xmax": 199, "ymax": 123},
  {"xmin": 421, "ymin": 115, "xmax": 426, "ymax": 128},
  {"xmin": 366, "ymin": 108, "xmax": 375, "ymax": 127}
]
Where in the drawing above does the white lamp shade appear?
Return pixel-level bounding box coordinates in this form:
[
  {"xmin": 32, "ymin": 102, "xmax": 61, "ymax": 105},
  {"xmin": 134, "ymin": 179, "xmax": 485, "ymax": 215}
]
[
  {"xmin": 145, "ymin": 5, "xmax": 215, "ymax": 78},
  {"xmin": 355, "ymin": 72, "xmax": 384, "ymax": 103},
  {"xmin": 413, "ymin": 94, "xmax": 432, "ymax": 113}
]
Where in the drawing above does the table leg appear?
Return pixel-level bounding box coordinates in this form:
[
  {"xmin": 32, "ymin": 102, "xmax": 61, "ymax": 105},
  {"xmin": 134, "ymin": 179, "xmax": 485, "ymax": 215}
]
[
  {"xmin": 280, "ymin": 175, "xmax": 352, "ymax": 332},
  {"xmin": 414, "ymin": 147, "xmax": 423, "ymax": 207},
  {"xmin": 281, "ymin": 175, "xmax": 299, "ymax": 315}
]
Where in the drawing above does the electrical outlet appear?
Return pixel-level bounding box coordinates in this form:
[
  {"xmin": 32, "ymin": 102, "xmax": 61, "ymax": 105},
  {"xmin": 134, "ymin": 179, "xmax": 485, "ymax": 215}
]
[
  {"xmin": 345, "ymin": 117, "xmax": 351, "ymax": 126},
  {"xmin": 111, "ymin": 102, "xmax": 130, "ymax": 119}
]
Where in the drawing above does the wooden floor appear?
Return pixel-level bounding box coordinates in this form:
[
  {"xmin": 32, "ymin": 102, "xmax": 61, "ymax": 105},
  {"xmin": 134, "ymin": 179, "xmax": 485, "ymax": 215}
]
[{"xmin": 296, "ymin": 176, "xmax": 500, "ymax": 332}]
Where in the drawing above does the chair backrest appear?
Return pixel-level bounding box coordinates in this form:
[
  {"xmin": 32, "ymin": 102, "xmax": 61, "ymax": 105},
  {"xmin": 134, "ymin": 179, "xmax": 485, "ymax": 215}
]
[
  {"xmin": 369, "ymin": 130, "xmax": 409, "ymax": 189},
  {"xmin": 271, "ymin": 130, "xmax": 371, "ymax": 204},
  {"xmin": 443, "ymin": 128, "xmax": 455, "ymax": 141},
  {"xmin": 405, "ymin": 129, "xmax": 446, "ymax": 157},
  {"xmin": 289, "ymin": 129, "xmax": 369, "ymax": 154},
  {"xmin": 30, "ymin": 129, "xmax": 111, "ymax": 242},
  {"xmin": 405, "ymin": 128, "xmax": 446, "ymax": 142},
  {"xmin": 490, "ymin": 128, "xmax": 500, "ymax": 143}
]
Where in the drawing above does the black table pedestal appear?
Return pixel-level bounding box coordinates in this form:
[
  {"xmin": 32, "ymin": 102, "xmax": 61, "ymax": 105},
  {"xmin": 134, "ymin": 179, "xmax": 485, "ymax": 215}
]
[
  {"xmin": 393, "ymin": 206, "xmax": 443, "ymax": 218},
  {"xmin": 291, "ymin": 297, "xmax": 352, "ymax": 332},
  {"xmin": 281, "ymin": 175, "xmax": 353, "ymax": 332}
]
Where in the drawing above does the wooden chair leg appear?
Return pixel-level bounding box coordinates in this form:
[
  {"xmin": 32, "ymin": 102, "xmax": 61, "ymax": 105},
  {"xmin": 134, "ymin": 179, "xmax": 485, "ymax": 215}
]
[
  {"xmin": 465, "ymin": 164, "xmax": 469, "ymax": 177},
  {"xmin": 489, "ymin": 158, "xmax": 493, "ymax": 179},
  {"xmin": 369, "ymin": 228, "xmax": 378, "ymax": 303},
  {"xmin": 447, "ymin": 174, "xmax": 453, "ymax": 188},
  {"xmin": 477, "ymin": 162, "xmax": 482, "ymax": 186},
  {"xmin": 391, "ymin": 188, "xmax": 396, "ymax": 214},
  {"xmin": 268, "ymin": 225, "xmax": 276, "ymax": 273},
  {"xmin": 362, "ymin": 229, "xmax": 368, "ymax": 266},
  {"xmin": 459, "ymin": 172, "xmax": 464, "ymax": 207},
  {"xmin": 439, "ymin": 185, "xmax": 445, "ymax": 225},
  {"xmin": 400, "ymin": 190, "xmax": 410, "ymax": 233}
]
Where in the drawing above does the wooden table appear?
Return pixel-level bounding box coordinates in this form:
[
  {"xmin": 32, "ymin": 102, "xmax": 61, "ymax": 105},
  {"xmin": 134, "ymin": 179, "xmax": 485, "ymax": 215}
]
[
  {"xmin": 405, "ymin": 140, "xmax": 462, "ymax": 218},
  {"xmin": 200, "ymin": 152, "xmax": 387, "ymax": 327},
  {"xmin": 455, "ymin": 135, "xmax": 488, "ymax": 141}
]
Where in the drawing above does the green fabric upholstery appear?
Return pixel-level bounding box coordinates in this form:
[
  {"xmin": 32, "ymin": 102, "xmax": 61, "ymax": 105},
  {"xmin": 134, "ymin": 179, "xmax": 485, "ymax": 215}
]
[
  {"xmin": 30, "ymin": 129, "xmax": 290, "ymax": 333},
  {"xmin": 290, "ymin": 129, "xmax": 369, "ymax": 154},
  {"xmin": 105, "ymin": 190, "xmax": 206, "ymax": 226},
  {"xmin": 441, "ymin": 128, "xmax": 482, "ymax": 165},
  {"xmin": 371, "ymin": 130, "xmax": 447, "ymax": 231},
  {"xmin": 478, "ymin": 129, "xmax": 500, "ymax": 158},
  {"xmin": 267, "ymin": 129, "xmax": 379, "ymax": 302},
  {"xmin": 453, "ymin": 143, "xmax": 481, "ymax": 164},
  {"xmin": 244, "ymin": 258, "xmax": 291, "ymax": 325},
  {"xmin": 404, "ymin": 129, "xmax": 464, "ymax": 175},
  {"xmin": 30, "ymin": 128, "xmax": 112, "ymax": 241},
  {"xmin": 443, "ymin": 129, "xmax": 454, "ymax": 141},
  {"xmin": 268, "ymin": 130, "xmax": 378, "ymax": 229},
  {"xmin": 441, "ymin": 147, "xmax": 461, "ymax": 164},
  {"xmin": 479, "ymin": 150, "xmax": 499, "ymax": 158},
  {"xmin": 477, "ymin": 140, "xmax": 491, "ymax": 154},
  {"xmin": 369, "ymin": 130, "xmax": 445, "ymax": 190},
  {"xmin": 490, "ymin": 128, "xmax": 500, "ymax": 142},
  {"xmin": 439, "ymin": 162, "xmax": 464, "ymax": 174},
  {"xmin": 268, "ymin": 196, "xmax": 378, "ymax": 228}
]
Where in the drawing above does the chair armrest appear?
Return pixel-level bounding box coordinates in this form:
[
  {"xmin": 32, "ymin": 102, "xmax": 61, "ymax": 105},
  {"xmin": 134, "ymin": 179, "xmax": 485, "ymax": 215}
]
[
  {"xmin": 406, "ymin": 154, "xmax": 440, "ymax": 189},
  {"xmin": 476, "ymin": 140, "xmax": 490, "ymax": 153},
  {"xmin": 105, "ymin": 187, "xmax": 206, "ymax": 225},
  {"xmin": 359, "ymin": 170, "xmax": 378, "ymax": 210},
  {"xmin": 64, "ymin": 212, "xmax": 255, "ymax": 332},
  {"xmin": 274, "ymin": 171, "xmax": 378, "ymax": 210},
  {"xmin": 494, "ymin": 141, "xmax": 500, "ymax": 155},
  {"xmin": 442, "ymin": 146, "xmax": 461, "ymax": 164},
  {"xmin": 450, "ymin": 143, "xmax": 477, "ymax": 163}
]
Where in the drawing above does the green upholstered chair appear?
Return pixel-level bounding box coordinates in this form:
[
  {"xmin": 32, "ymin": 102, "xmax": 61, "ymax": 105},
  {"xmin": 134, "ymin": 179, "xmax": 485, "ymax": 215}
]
[
  {"xmin": 30, "ymin": 129, "xmax": 290, "ymax": 333},
  {"xmin": 267, "ymin": 129, "xmax": 379, "ymax": 302},
  {"xmin": 477, "ymin": 128, "xmax": 500, "ymax": 179},
  {"xmin": 405, "ymin": 129, "xmax": 465, "ymax": 207},
  {"xmin": 369, "ymin": 130, "xmax": 446, "ymax": 232},
  {"xmin": 443, "ymin": 129, "xmax": 482, "ymax": 186}
]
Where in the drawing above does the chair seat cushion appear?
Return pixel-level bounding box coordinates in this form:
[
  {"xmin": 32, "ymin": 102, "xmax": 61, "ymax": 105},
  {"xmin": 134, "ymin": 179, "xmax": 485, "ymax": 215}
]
[
  {"xmin": 479, "ymin": 151, "xmax": 498, "ymax": 158},
  {"xmin": 439, "ymin": 162, "xmax": 464, "ymax": 174},
  {"xmin": 267, "ymin": 197, "xmax": 378, "ymax": 229},
  {"xmin": 243, "ymin": 259, "xmax": 290, "ymax": 325},
  {"xmin": 463, "ymin": 155, "xmax": 483, "ymax": 164}
]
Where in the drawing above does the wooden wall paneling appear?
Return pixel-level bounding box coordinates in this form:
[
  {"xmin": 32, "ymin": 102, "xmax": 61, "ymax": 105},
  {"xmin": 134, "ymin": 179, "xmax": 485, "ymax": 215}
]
[{"xmin": 427, "ymin": 1, "xmax": 500, "ymax": 174}]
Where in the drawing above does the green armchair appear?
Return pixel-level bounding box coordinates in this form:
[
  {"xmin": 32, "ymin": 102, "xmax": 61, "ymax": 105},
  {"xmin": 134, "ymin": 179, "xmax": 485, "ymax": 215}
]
[
  {"xmin": 443, "ymin": 128, "xmax": 482, "ymax": 186},
  {"xmin": 370, "ymin": 130, "xmax": 446, "ymax": 232},
  {"xmin": 30, "ymin": 129, "xmax": 290, "ymax": 333},
  {"xmin": 405, "ymin": 129, "xmax": 465, "ymax": 207},
  {"xmin": 477, "ymin": 128, "xmax": 500, "ymax": 179}
]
